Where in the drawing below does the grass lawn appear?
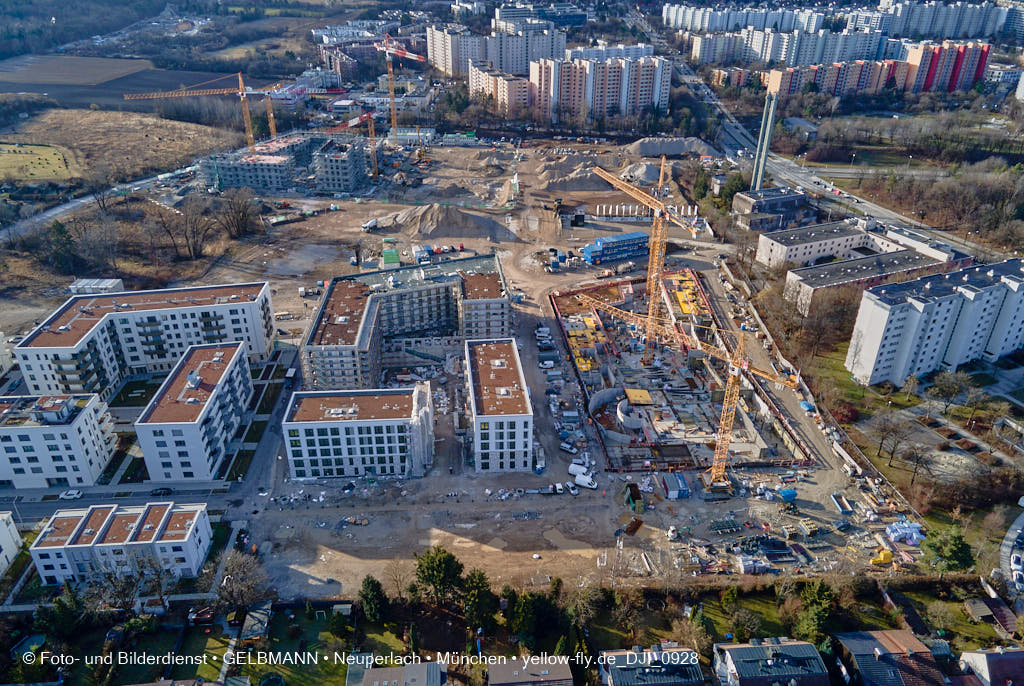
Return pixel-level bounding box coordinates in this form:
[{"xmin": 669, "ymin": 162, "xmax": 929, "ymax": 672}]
[
  {"xmin": 226, "ymin": 450, "xmax": 256, "ymax": 481},
  {"xmin": 242, "ymin": 612, "xmax": 348, "ymax": 686},
  {"xmin": 589, "ymin": 607, "xmax": 673, "ymax": 651},
  {"xmin": 700, "ymin": 593, "xmax": 784, "ymax": 642},
  {"xmin": 120, "ymin": 457, "xmax": 150, "ymax": 484},
  {"xmin": 245, "ymin": 420, "xmax": 268, "ymax": 443},
  {"xmin": 811, "ymin": 342, "xmax": 921, "ymax": 419},
  {"xmin": 169, "ymin": 626, "xmax": 230, "ymax": 682},
  {"xmin": 901, "ymin": 591, "xmax": 999, "ymax": 650},
  {"xmin": 0, "ymin": 530, "xmax": 38, "ymax": 603},
  {"xmin": 110, "ymin": 377, "xmax": 166, "ymax": 407},
  {"xmin": 363, "ymin": 621, "xmax": 406, "ymax": 655},
  {"xmin": 13, "ymin": 570, "xmax": 57, "ymax": 604},
  {"xmin": 257, "ymin": 382, "xmax": 285, "ymax": 414},
  {"xmin": 113, "ymin": 630, "xmax": 180, "ymax": 685},
  {"xmin": 0, "ymin": 142, "xmax": 78, "ymax": 181},
  {"xmin": 97, "ymin": 436, "xmax": 133, "ymax": 485}
]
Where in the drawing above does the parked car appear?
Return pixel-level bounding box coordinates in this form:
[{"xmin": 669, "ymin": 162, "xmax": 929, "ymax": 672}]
[
  {"xmin": 187, "ymin": 606, "xmax": 216, "ymax": 625},
  {"xmin": 559, "ymin": 442, "xmax": 578, "ymax": 455},
  {"xmin": 565, "ymin": 481, "xmax": 579, "ymax": 496},
  {"xmin": 149, "ymin": 487, "xmax": 173, "ymax": 497},
  {"xmin": 58, "ymin": 489, "xmax": 82, "ymax": 500}
]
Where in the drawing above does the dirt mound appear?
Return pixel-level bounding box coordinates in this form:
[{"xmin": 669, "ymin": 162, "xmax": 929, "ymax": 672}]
[
  {"xmin": 382, "ymin": 203, "xmax": 519, "ymax": 241},
  {"xmin": 536, "ymin": 156, "xmax": 606, "ymax": 192},
  {"xmin": 620, "ymin": 162, "xmax": 663, "ymax": 184},
  {"xmin": 625, "ymin": 137, "xmax": 719, "ymax": 157}
]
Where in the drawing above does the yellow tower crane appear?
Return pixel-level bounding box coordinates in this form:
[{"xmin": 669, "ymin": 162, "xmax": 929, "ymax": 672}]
[
  {"xmin": 374, "ymin": 35, "xmax": 427, "ymax": 145},
  {"xmin": 124, "ymin": 72, "xmax": 283, "ymax": 146},
  {"xmin": 576, "ymin": 157, "xmax": 798, "ymax": 491}
]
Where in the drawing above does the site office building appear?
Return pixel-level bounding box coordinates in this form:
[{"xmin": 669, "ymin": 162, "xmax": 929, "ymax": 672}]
[
  {"xmin": 135, "ymin": 342, "xmax": 253, "ymax": 482},
  {"xmin": 282, "ymin": 385, "xmax": 434, "ymax": 480},
  {"xmin": 30, "ymin": 501, "xmax": 212, "ymax": 586},
  {"xmin": 0, "ymin": 394, "xmax": 116, "ymax": 489},
  {"xmin": 14, "ymin": 283, "xmax": 274, "ymax": 402}
]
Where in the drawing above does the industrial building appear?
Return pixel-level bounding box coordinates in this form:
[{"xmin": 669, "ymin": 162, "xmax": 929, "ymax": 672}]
[
  {"xmin": 312, "ymin": 139, "xmax": 365, "ymax": 193},
  {"xmin": 583, "ymin": 232, "xmax": 649, "ymax": 265},
  {"xmin": 30, "ymin": 502, "xmax": 212, "ymax": 586},
  {"xmin": 302, "ymin": 255, "xmax": 512, "ymax": 390},
  {"xmin": 713, "ymin": 639, "xmax": 829, "ymax": 686},
  {"xmin": 0, "ymin": 512, "xmax": 20, "ymax": 578},
  {"xmin": 845, "ymin": 259, "xmax": 1024, "ymax": 386},
  {"xmin": 731, "ymin": 187, "xmax": 811, "ymax": 232},
  {"xmin": 14, "ymin": 282, "xmax": 273, "ymax": 401},
  {"xmin": 0, "ymin": 395, "xmax": 116, "ymax": 489},
  {"xmin": 465, "ymin": 338, "xmax": 534, "ymax": 473},
  {"xmin": 530, "ymin": 55, "xmax": 671, "ymax": 123},
  {"xmin": 282, "ymin": 385, "xmax": 434, "ymax": 479},
  {"xmin": 135, "ymin": 343, "xmax": 253, "ymax": 482}
]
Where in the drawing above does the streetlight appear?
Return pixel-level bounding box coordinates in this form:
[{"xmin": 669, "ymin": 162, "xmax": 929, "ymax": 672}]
[
  {"xmin": 851, "ymin": 151, "xmax": 856, "ymax": 166},
  {"xmin": 906, "ymin": 154, "xmax": 912, "ymax": 172}
]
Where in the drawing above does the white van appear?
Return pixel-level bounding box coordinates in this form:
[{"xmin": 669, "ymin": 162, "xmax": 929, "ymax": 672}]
[
  {"xmin": 539, "ymin": 360, "xmax": 555, "ymax": 369},
  {"xmin": 559, "ymin": 442, "xmax": 578, "ymax": 455}
]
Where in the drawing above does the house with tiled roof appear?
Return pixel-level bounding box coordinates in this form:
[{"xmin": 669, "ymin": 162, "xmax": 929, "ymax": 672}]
[
  {"xmin": 959, "ymin": 646, "xmax": 1024, "ymax": 686},
  {"xmin": 834, "ymin": 631, "xmax": 945, "ymax": 686}
]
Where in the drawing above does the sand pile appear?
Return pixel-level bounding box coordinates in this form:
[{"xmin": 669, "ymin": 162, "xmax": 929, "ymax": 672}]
[
  {"xmin": 382, "ymin": 203, "xmax": 518, "ymax": 241},
  {"xmin": 536, "ymin": 156, "xmax": 608, "ymax": 192},
  {"xmin": 625, "ymin": 137, "xmax": 719, "ymax": 157},
  {"xmin": 620, "ymin": 162, "xmax": 663, "ymax": 184}
]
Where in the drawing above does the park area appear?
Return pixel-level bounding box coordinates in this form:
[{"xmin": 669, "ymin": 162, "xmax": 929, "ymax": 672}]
[{"xmin": 0, "ymin": 143, "xmax": 80, "ymax": 181}]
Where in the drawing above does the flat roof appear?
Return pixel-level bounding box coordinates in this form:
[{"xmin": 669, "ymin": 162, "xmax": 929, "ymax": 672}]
[
  {"xmin": 488, "ymin": 662, "xmax": 572, "ymax": 686},
  {"xmin": 466, "ymin": 339, "xmax": 530, "ymax": 416},
  {"xmin": 308, "ymin": 254, "xmax": 505, "ymax": 348},
  {"xmin": 870, "ymin": 258, "xmax": 1024, "ymax": 306},
  {"xmin": 762, "ymin": 221, "xmax": 861, "ymax": 247},
  {"xmin": 0, "ymin": 395, "xmax": 88, "ymax": 427},
  {"xmin": 159, "ymin": 509, "xmax": 199, "ymax": 541},
  {"xmin": 35, "ymin": 514, "xmax": 84, "ymax": 548},
  {"xmin": 19, "ymin": 283, "xmax": 266, "ymax": 349},
  {"xmin": 33, "ymin": 502, "xmax": 204, "ymax": 549},
  {"xmin": 98, "ymin": 511, "xmax": 144, "ymax": 545},
  {"xmin": 789, "ymin": 249, "xmax": 939, "ymax": 288},
  {"xmin": 287, "ymin": 389, "xmax": 416, "ymax": 422},
  {"xmin": 134, "ymin": 503, "xmax": 171, "ymax": 543},
  {"xmin": 736, "ymin": 186, "xmax": 806, "ymax": 201},
  {"xmin": 71, "ymin": 506, "xmax": 115, "ymax": 546},
  {"xmin": 138, "ymin": 343, "xmax": 243, "ymax": 424}
]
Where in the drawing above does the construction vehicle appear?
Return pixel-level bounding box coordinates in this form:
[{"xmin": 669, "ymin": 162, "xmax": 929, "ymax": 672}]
[
  {"xmin": 325, "ymin": 110, "xmax": 379, "ymax": 180},
  {"xmin": 124, "ymin": 72, "xmax": 282, "ymax": 146},
  {"xmin": 870, "ymin": 548, "xmax": 893, "ymax": 566},
  {"xmin": 575, "ymin": 156, "xmax": 799, "ymax": 494},
  {"xmin": 374, "ymin": 35, "xmax": 426, "ymax": 145}
]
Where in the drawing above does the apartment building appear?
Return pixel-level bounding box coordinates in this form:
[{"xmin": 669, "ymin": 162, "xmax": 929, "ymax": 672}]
[
  {"xmin": 713, "ymin": 639, "xmax": 829, "ymax": 686},
  {"xmin": 768, "ymin": 59, "xmax": 913, "ymax": 96},
  {"xmin": 493, "ymin": 2, "xmax": 587, "ymax": 27},
  {"xmin": 599, "ymin": 647, "xmax": 703, "ymax": 686},
  {"xmin": 692, "ymin": 28, "xmax": 884, "ymax": 67},
  {"xmin": 199, "ymin": 153, "xmax": 295, "ymax": 191},
  {"xmin": 712, "ymin": 67, "xmax": 755, "ymax": 87},
  {"xmin": 14, "ymin": 283, "xmax": 272, "ymax": 402},
  {"xmin": 565, "ymin": 42, "xmax": 653, "ymax": 61},
  {"xmin": 313, "ymin": 139, "xmax": 366, "ymax": 193},
  {"xmin": 529, "ymin": 56, "xmax": 670, "ymax": 123},
  {"xmin": 302, "ymin": 255, "xmax": 512, "ymax": 390},
  {"xmin": 663, "ymin": 5, "xmax": 823, "ymax": 33},
  {"xmin": 0, "ymin": 394, "xmax": 115, "ymax": 489},
  {"xmin": 426, "ymin": 21, "xmax": 565, "ymax": 76},
  {"xmin": 135, "ymin": 343, "xmax": 252, "ymax": 482},
  {"xmin": 30, "ymin": 502, "xmax": 212, "ymax": 585},
  {"xmin": 886, "ymin": 2, "xmax": 1007, "ymax": 40},
  {"xmin": 0, "ymin": 512, "xmax": 23, "ymax": 577},
  {"xmin": 904, "ymin": 39, "xmax": 989, "ymax": 92},
  {"xmin": 846, "ymin": 259, "xmax": 1024, "ymax": 386},
  {"xmin": 691, "ymin": 33, "xmax": 745, "ymax": 65},
  {"xmin": 468, "ymin": 60, "xmax": 532, "ymax": 113},
  {"xmin": 282, "ymin": 384, "xmax": 434, "ymax": 479},
  {"xmin": 465, "ymin": 339, "xmax": 533, "ymax": 472}
]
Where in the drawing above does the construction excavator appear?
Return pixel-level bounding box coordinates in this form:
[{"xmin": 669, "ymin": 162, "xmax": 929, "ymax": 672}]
[{"xmin": 575, "ymin": 157, "xmax": 798, "ymax": 493}]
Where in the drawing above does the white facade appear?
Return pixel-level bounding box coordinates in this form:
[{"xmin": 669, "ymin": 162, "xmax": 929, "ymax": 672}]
[
  {"xmin": 0, "ymin": 512, "xmax": 22, "ymax": 578},
  {"xmin": 426, "ymin": 22, "xmax": 565, "ymax": 76},
  {"xmin": 663, "ymin": 5, "xmax": 824, "ymax": 33},
  {"xmin": 465, "ymin": 339, "xmax": 534, "ymax": 473},
  {"xmin": 0, "ymin": 394, "xmax": 115, "ymax": 489},
  {"xmin": 846, "ymin": 259, "xmax": 1024, "ymax": 386},
  {"xmin": 14, "ymin": 283, "xmax": 272, "ymax": 402},
  {"xmin": 30, "ymin": 502, "xmax": 212, "ymax": 586},
  {"xmin": 756, "ymin": 220, "xmax": 895, "ymax": 269},
  {"xmin": 135, "ymin": 343, "xmax": 252, "ymax": 482},
  {"xmin": 565, "ymin": 43, "xmax": 654, "ymax": 60},
  {"xmin": 692, "ymin": 28, "xmax": 884, "ymax": 67},
  {"xmin": 282, "ymin": 384, "xmax": 434, "ymax": 479}
]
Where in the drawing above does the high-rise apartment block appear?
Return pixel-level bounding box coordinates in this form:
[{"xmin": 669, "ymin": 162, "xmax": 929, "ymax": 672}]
[
  {"xmin": 845, "ymin": 260, "xmax": 1024, "ymax": 386},
  {"xmin": 31, "ymin": 502, "xmax": 212, "ymax": 585},
  {"xmin": 0, "ymin": 395, "xmax": 116, "ymax": 489},
  {"xmin": 426, "ymin": 21, "xmax": 565, "ymax": 76},
  {"xmin": 14, "ymin": 283, "xmax": 272, "ymax": 401},
  {"xmin": 663, "ymin": 5, "xmax": 824, "ymax": 33},
  {"xmin": 468, "ymin": 61, "xmax": 532, "ymax": 114},
  {"xmin": 465, "ymin": 339, "xmax": 534, "ymax": 473},
  {"xmin": 529, "ymin": 56, "xmax": 670, "ymax": 123},
  {"xmin": 135, "ymin": 342, "xmax": 253, "ymax": 482},
  {"xmin": 282, "ymin": 384, "xmax": 434, "ymax": 479}
]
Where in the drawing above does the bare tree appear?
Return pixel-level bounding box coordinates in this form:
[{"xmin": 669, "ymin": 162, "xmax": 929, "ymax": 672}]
[
  {"xmin": 156, "ymin": 199, "xmax": 219, "ymax": 260},
  {"xmin": 887, "ymin": 418, "xmax": 916, "ymax": 467},
  {"xmin": 965, "ymin": 386, "xmax": 989, "ymax": 427},
  {"xmin": 901, "ymin": 443, "xmax": 931, "ymax": 485},
  {"xmin": 900, "ymin": 374, "xmax": 919, "ymax": 401},
  {"xmin": 928, "ymin": 370, "xmax": 973, "ymax": 415},
  {"xmin": 218, "ymin": 550, "xmax": 271, "ymax": 610},
  {"xmin": 214, "ymin": 188, "xmax": 260, "ymax": 239},
  {"xmin": 88, "ymin": 560, "xmax": 143, "ymax": 614},
  {"xmin": 86, "ymin": 162, "xmax": 120, "ymax": 214},
  {"xmin": 384, "ymin": 558, "xmax": 412, "ymax": 601},
  {"xmin": 139, "ymin": 553, "xmax": 175, "ymax": 612},
  {"xmin": 565, "ymin": 581, "xmax": 602, "ymax": 627},
  {"xmin": 870, "ymin": 409, "xmax": 900, "ymax": 456}
]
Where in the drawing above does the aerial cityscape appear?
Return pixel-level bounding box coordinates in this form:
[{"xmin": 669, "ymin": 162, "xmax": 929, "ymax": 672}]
[{"xmin": 1, "ymin": 0, "xmax": 1024, "ymax": 684}]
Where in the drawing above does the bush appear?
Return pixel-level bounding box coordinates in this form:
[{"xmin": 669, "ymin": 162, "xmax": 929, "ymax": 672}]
[{"xmin": 832, "ymin": 401, "xmax": 860, "ymax": 423}]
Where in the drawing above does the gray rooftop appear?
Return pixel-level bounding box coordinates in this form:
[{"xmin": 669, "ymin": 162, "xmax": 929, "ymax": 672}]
[
  {"xmin": 601, "ymin": 648, "xmax": 703, "ymax": 686},
  {"xmin": 714, "ymin": 640, "xmax": 827, "ymax": 679},
  {"xmin": 736, "ymin": 186, "xmax": 806, "ymax": 202},
  {"xmin": 362, "ymin": 663, "xmax": 444, "ymax": 686},
  {"xmin": 488, "ymin": 661, "xmax": 572, "ymax": 686},
  {"xmin": 349, "ymin": 253, "xmax": 501, "ymax": 289},
  {"xmin": 762, "ymin": 221, "xmax": 861, "ymax": 247},
  {"xmin": 869, "ymin": 258, "xmax": 1023, "ymax": 306},
  {"xmin": 789, "ymin": 249, "xmax": 939, "ymax": 288}
]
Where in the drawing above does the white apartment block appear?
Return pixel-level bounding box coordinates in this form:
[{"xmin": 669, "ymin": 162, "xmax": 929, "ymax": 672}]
[
  {"xmin": 0, "ymin": 512, "xmax": 22, "ymax": 578},
  {"xmin": 136, "ymin": 342, "xmax": 252, "ymax": 482},
  {"xmin": 530, "ymin": 56, "xmax": 671, "ymax": 123},
  {"xmin": 303, "ymin": 255, "xmax": 512, "ymax": 390},
  {"xmin": 0, "ymin": 395, "xmax": 115, "ymax": 489},
  {"xmin": 426, "ymin": 22, "xmax": 565, "ymax": 76},
  {"xmin": 692, "ymin": 28, "xmax": 884, "ymax": 67},
  {"xmin": 663, "ymin": 5, "xmax": 824, "ymax": 33},
  {"xmin": 846, "ymin": 259, "xmax": 1024, "ymax": 386},
  {"xmin": 31, "ymin": 502, "xmax": 212, "ymax": 586},
  {"xmin": 465, "ymin": 339, "xmax": 533, "ymax": 473},
  {"xmin": 428, "ymin": 24, "xmax": 485, "ymax": 76},
  {"xmin": 282, "ymin": 384, "xmax": 434, "ymax": 479},
  {"xmin": 14, "ymin": 283, "xmax": 272, "ymax": 402},
  {"xmin": 565, "ymin": 42, "xmax": 654, "ymax": 61}
]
